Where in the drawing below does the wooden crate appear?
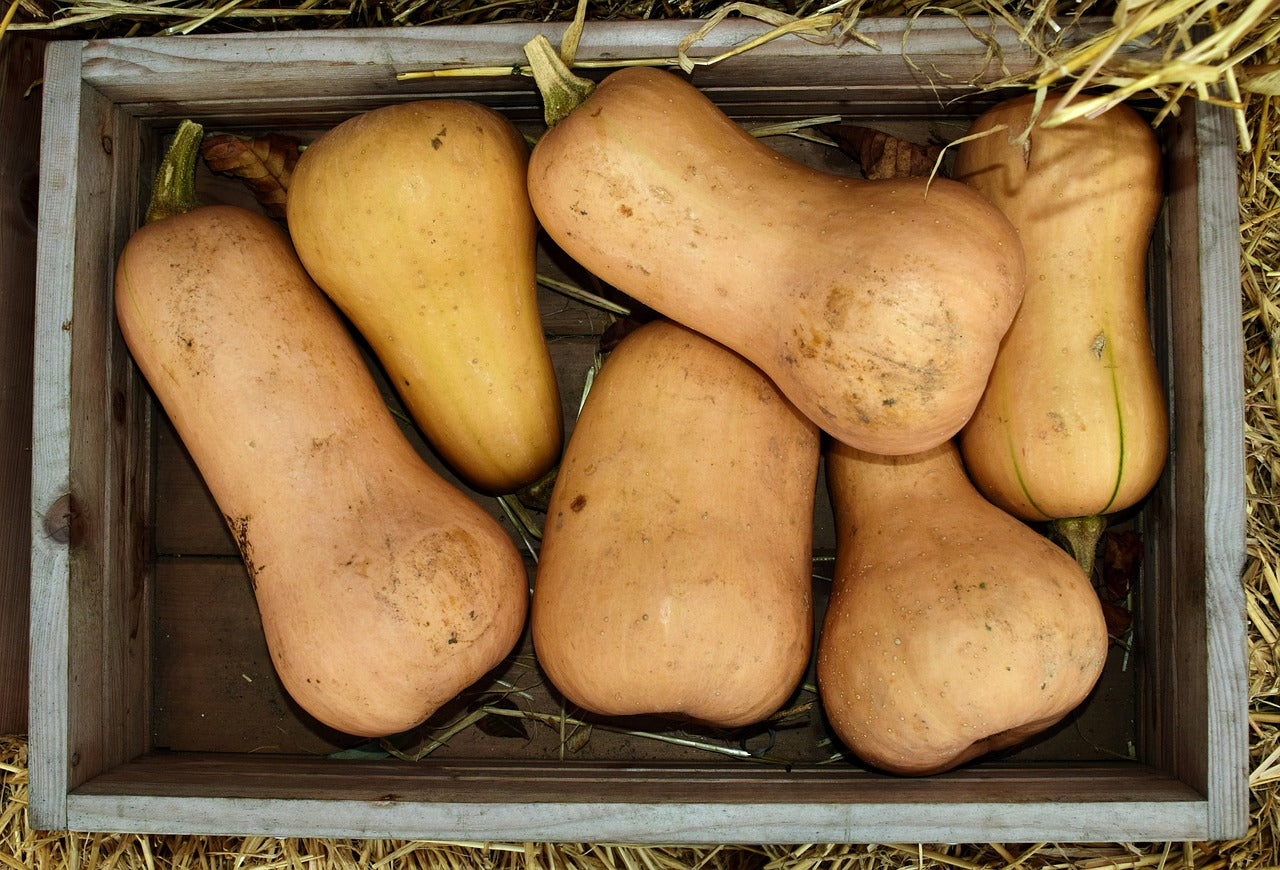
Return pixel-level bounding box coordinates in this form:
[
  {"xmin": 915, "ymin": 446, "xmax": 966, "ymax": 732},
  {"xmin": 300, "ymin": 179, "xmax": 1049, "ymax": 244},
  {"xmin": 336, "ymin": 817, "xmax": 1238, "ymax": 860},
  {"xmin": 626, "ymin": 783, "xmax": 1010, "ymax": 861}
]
[{"xmin": 29, "ymin": 17, "xmax": 1248, "ymax": 843}]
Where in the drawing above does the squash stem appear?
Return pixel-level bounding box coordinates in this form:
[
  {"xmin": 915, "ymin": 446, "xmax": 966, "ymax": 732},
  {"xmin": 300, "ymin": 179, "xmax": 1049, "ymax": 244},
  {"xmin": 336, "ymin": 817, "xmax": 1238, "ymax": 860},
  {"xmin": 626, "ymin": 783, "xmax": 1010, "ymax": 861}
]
[
  {"xmin": 1050, "ymin": 515, "xmax": 1107, "ymax": 579},
  {"xmin": 145, "ymin": 119, "xmax": 204, "ymax": 225},
  {"xmin": 523, "ymin": 33, "xmax": 595, "ymax": 127}
]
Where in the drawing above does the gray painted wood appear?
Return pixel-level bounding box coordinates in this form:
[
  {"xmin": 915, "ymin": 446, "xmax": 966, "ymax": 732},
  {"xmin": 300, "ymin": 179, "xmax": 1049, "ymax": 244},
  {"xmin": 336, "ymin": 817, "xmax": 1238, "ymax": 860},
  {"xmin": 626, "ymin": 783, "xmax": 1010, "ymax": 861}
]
[
  {"xmin": 29, "ymin": 38, "xmax": 83, "ymax": 832},
  {"xmin": 65, "ymin": 754, "xmax": 1210, "ymax": 842},
  {"xmin": 1189, "ymin": 98, "xmax": 1249, "ymax": 840},
  {"xmin": 67, "ymin": 18, "xmax": 1139, "ymax": 124},
  {"xmin": 66, "ymin": 793, "xmax": 1210, "ymax": 844}
]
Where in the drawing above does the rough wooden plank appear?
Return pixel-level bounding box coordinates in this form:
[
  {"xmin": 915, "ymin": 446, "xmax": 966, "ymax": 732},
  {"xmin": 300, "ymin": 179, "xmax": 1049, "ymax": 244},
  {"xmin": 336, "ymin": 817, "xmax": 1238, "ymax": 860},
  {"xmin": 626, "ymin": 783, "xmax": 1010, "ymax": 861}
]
[
  {"xmin": 30, "ymin": 40, "xmax": 153, "ymax": 832},
  {"xmin": 1138, "ymin": 97, "xmax": 1247, "ymax": 839},
  {"xmin": 0, "ymin": 35, "xmax": 43, "ymax": 735},
  {"xmin": 63, "ymin": 83, "xmax": 148, "ymax": 798},
  {"xmin": 70, "ymin": 18, "xmax": 1071, "ymax": 98},
  {"xmin": 29, "ymin": 37, "xmax": 84, "ymax": 833},
  {"xmin": 66, "ymin": 755, "xmax": 1208, "ymax": 841},
  {"xmin": 100, "ymin": 108, "xmax": 155, "ymax": 788},
  {"xmin": 61, "ymin": 792, "xmax": 1211, "ymax": 844},
  {"xmin": 74, "ymin": 752, "xmax": 1200, "ymax": 790},
  {"xmin": 66, "ymin": 19, "xmax": 1149, "ymax": 126},
  {"xmin": 1189, "ymin": 99, "xmax": 1249, "ymax": 840}
]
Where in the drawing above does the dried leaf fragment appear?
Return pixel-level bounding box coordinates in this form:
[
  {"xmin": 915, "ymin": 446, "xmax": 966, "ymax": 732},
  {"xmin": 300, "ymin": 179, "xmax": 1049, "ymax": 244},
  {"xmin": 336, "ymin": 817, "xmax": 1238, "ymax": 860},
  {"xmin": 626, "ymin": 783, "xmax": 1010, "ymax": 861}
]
[
  {"xmin": 200, "ymin": 132, "xmax": 300, "ymax": 218},
  {"xmin": 1101, "ymin": 529, "xmax": 1143, "ymax": 603},
  {"xmin": 821, "ymin": 123, "xmax": 943, "ymax": 180},
  {"xmin": 1098, "ymin": 529, "xmax": 1142, "ymax": 642}
]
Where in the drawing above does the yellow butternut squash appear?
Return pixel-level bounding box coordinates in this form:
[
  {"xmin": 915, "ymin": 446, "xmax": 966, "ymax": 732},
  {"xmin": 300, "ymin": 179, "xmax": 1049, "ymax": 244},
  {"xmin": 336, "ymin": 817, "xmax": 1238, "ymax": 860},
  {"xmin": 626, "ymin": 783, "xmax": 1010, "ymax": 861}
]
[
  {"xmin": 953, "ymin": 92, "xmax": 1168, "ymax": 569},
  {"xmin": 287, "ymin": 100, "xmax": 563, "ymax": 493}
]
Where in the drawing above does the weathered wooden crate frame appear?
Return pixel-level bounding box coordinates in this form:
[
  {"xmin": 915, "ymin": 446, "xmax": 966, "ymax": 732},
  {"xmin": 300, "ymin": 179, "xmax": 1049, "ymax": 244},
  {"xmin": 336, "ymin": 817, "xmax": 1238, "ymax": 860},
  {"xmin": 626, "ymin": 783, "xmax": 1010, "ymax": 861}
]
[{"xmin": 30, "ymin": 17, "xmax": 1248, "ymax": 843}]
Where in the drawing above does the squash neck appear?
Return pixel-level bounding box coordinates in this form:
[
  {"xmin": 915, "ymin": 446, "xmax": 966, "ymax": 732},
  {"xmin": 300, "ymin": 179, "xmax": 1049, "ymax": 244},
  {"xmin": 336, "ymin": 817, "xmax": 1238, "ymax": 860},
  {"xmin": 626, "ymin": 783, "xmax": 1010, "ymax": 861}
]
[{"xmin": 826, "ymin": 440, "xmax": 962, "ymax": 516}]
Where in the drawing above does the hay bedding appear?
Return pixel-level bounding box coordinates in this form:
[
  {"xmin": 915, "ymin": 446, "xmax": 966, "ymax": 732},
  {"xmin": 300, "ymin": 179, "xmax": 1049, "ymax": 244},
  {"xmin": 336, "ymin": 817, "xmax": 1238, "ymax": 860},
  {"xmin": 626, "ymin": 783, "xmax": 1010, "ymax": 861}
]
[{"xmin": 3, "ymin": 0, "xmax": 1280, "ymax": 866}]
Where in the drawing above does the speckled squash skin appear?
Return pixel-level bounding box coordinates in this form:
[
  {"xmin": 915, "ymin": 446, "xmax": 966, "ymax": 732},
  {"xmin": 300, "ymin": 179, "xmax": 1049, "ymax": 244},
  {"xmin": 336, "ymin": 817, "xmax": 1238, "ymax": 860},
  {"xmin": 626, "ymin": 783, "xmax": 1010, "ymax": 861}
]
[
  {"xmin": 532, "ymin": 320, "xmax": 820, "ymax": 729},
  {"xmin": 817, "ymin": 440, "xmax": 1109, "ymax": 775},
  {"xmin": 287, "ymin": 100, "xmax": 562, "ymax": 494},
  {"xmin": 527, "ymin": 66, "xmax": 1025, "ymax": 455},
  {"xmin": 953, "ymin": 92, "xmax": 1168, "ymax": 521},
  {"xmin": 115, "ymin": 205, "xmax": 528, "ymax": 737}
]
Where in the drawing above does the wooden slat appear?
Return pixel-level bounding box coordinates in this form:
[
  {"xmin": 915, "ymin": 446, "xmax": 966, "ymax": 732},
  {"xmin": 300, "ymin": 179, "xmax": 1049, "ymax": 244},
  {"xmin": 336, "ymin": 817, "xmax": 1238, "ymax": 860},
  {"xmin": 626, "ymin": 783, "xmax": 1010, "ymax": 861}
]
[
  {"xmin": 1188, "ymin": 99, "xmax": 1249, "ymax": 840},
  {"xmin": 66, "ymin": 754, "xmax": 1209, "ymax": 842},
  {"xmin": 1140, "ymin": 96, "xmax": 1249, "ymax": 840},
  {"xmin": 68, "ymin": 18, "xmax": 1052, "ymax": 91},
  {"xmin": 68, "ymin": 18, "xmax": 1143, "ymax": 124},
  {"xmin": 0, "ymin": 35, "xmax": 43, "ymax": 735},
  {"xmin": 29, "ymin": 37, "xmax": 85, "ymax": 833},
  {"xmin": 100, "ymin": 79, "xmax": 155, "ymax": 805},
  {"xmin": 61, "ymin": 792, "xmax": 1211, "ymax": 844},
  {"xmin": 76, "ymin": 753, "xmax": 1201, "ymax": 803},
  {"xmin": 29, "ymin": 39, "xmax": 153, "ymax": 832},
  {"xmin": 65, "ymin": 70, "xmax": 150, "ymax": 800}
]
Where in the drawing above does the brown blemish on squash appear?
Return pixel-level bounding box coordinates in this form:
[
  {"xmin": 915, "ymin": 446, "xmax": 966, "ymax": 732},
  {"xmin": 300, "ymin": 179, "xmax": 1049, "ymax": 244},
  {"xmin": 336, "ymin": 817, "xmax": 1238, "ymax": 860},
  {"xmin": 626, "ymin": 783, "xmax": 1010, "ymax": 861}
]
[
  {"xmin": 570, "ymin": 494, "xmax": 587, "ymax": 512},
  {"xmin": 1090, "ymin": 332, "xmax": 1107, "ymax": 359},
  {"xmin": 824, "ymin": 284, "xmax": 855, "ymax": 330},
  {"xmin": 225, "ymin": 514, "xmax": 261, "ymax": 589}
]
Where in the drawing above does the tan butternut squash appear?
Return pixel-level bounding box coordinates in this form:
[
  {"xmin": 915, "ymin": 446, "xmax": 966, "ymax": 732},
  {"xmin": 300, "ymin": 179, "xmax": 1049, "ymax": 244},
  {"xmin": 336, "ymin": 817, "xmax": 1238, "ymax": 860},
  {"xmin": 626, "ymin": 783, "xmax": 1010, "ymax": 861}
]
[
  {"xmin": 116, "ymin": 121, "xmax": 528, "ymax": 737},
  {"xmin": 525, "ymin": 64, "xmax": 1025, "ymax": 455},
  {"xmin": 286, "ymin": 100, "xmax": 562, "ymax": 494},
  {"xmin": 532, "ymin": 319, "xmax": 820, "ymax": 728},
  {"xmin": 953, "ymin": 92, "xmax": 1168, "ymax": 570},
  {"xmin": 818, "ymin": 439, "xmax": 1108, "ymax": 775}
]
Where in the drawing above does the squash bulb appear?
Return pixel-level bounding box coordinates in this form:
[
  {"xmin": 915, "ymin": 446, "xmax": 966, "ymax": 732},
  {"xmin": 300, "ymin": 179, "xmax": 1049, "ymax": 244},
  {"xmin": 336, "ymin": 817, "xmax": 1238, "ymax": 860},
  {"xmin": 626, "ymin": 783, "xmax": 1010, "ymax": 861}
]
[{"xmin": 818, "ymin": 439, "xmax": 1109, "ymax": 775}]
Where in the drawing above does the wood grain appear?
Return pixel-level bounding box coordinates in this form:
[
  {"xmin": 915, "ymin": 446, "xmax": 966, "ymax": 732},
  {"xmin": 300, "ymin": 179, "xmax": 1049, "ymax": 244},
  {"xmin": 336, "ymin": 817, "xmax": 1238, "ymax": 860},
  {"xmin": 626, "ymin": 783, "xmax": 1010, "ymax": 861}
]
[
  {"xmin": 0, "ymin": 35, "xmax": 43, "ymax": 735},
  {"xmin": 1138, "ymin": 96, "xmax": 1249, "ymax": 840},
  {"xmin": 1189, "ymin": 98, "xmax": 1249, "ymax": 840},
  {"xmin": 68, "ymin": 18, "xmax": 1148, "ymax": 126},
  {"xmin": 65, "ymin": 754, "xmax": 1207, "ymax": 843},
  {"xmin": 29, "ymin": 38, "xmax": 84, "ymax": 832}
]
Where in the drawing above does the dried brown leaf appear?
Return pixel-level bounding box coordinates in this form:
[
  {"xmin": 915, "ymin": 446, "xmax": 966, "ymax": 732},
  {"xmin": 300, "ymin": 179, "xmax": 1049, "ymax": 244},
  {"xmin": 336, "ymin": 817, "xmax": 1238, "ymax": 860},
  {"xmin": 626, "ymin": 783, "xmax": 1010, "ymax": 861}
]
[
  {"xmin": 200, "ymin": 132, "xmax": 300, "ymax": 218},
  {"xmin": 820, "ymin": 123, "xmax": 944, "ymax": 180}
]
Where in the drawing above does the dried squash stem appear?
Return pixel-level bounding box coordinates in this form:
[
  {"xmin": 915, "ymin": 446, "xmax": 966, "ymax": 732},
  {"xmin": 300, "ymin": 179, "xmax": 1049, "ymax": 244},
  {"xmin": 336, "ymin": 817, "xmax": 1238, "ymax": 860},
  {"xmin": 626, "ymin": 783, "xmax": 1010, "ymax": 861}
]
[
  {"xmin": 1050, "ymin": 514, "xmax": 1108, "ymax": 580},
  {"xmin": 523, "ymin": 33, "xmax": 594, "ymax": 127},
  {"xmin": 144, "ymin": 119, "xmax": 204, "ymax": 225}
]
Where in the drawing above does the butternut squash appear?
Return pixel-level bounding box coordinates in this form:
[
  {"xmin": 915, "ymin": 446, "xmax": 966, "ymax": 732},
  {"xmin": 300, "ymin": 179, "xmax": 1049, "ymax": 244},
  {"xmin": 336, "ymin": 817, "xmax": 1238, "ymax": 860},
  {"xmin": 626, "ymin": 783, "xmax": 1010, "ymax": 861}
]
[
  {"xmin": 818, "ymin": 439, "xmax": 1109, "ymax": 775},
  {"xmin": 116, "ymin": 121, "xmax": 528, "ymax": 737},
  {"xmin": 525, "ymin": 64, "xmax": 1025, "ymax": 455},
  {"xmin": 953, "ymin": 92, "xmax": 1168, "ymax": 569},
  {"xmin": 286, "ymin": 100, "xmax": 562, "ymax": 494},
  {"xmin": 532, "ymin": 319, "xmax": 820, "ymax": 728}
]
